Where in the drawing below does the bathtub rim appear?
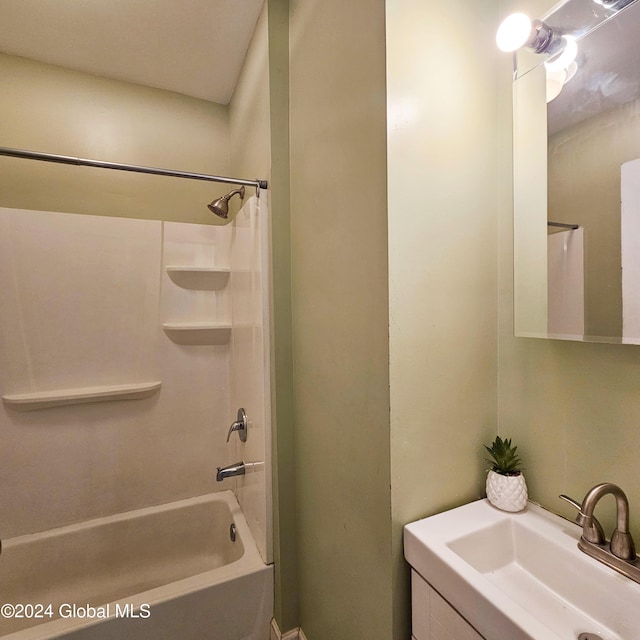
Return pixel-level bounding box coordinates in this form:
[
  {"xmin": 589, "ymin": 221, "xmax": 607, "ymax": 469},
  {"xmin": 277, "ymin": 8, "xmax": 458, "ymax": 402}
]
[{"xmin": 0, "ymin": 489, "xmax": 268, "ymax": 640}]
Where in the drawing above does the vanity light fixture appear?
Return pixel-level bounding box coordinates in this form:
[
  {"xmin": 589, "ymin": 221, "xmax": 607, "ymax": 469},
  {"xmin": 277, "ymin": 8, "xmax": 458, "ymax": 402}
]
[
  {"xmin": 544, "ymin": 37, "xmax": 579, "ymax": 102},
  {"xmin": 495, "ymin": 13, "xmax": 534, "ymax": 52},
  {"xmin": 498, "ymin": 0, "xmax": 638, "ymax": 100},
  {"xmin": 496, "ymin": 12, "xmax": 579, "ymax": 103},
  {"xmin": 497, "ymin": 0, "xmax": 636, "ymax": 55},
  {"xmin": 545, "ymin": 67, "xmax": 566, "ymax": 102},
  {"xmin": 544, "ymin": 35, "xmax": 578, "ymax": 71},
  {"xmin": 495, "ymin": 13, "xmax": 556, "ymax": 53},
  {"xmin": 544, "ymin": 62, "xmax": 576, "ymax": 101},
  {"xmin": 545, "ymin": 60, "xmax": 579, "ymax": 101}
]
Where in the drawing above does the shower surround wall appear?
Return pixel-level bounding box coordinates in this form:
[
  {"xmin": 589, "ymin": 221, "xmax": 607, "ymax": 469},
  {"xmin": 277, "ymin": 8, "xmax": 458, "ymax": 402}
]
[
  {"xmin": 0, "ymin": 204, "xmax": 271, "ymax": 566},
  {"xmin": 0, "ymin": 6, "xmax": 277, "ymax": 631},
  {"xmin": 230, "ymin": 196, "xmax": 273, "ymax": 563}
]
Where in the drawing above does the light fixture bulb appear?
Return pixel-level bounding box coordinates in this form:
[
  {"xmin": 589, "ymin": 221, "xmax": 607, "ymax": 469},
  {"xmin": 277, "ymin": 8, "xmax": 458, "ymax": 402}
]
[
  {"xmin": 496, "ymin": 13, "xmax": 533, "ymax": 52},
  {"xmin": 544, "ymin": 58, "xmax": 579, "ymax": 103},
  {"xmin": 564, "ymin": 60, "xmax": 578, "ymax": 83},
  {"xmin": 545, "ymin": 67, "xmax": 566, "ymax": 102},
  {"xmin": 546, "ymin": 78, "xmax": 564, "ymax": 102},
  {"xmin": 545, "ymin": 36, "xmax": 578, "ymax": 71}
]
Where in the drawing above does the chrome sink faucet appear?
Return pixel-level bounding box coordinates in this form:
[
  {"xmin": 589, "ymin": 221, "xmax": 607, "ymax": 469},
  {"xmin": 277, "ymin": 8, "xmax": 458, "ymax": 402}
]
[
  {"xmin": 581, "ymin": 483, "xmax": 635, "ymax": 560},
  {"xmin": 560, "ymin": 482, "xmax": 640, "ymax": 583},
  {"xmin": 559, "ymin": 493, "xmax": 606, "ymax": 545}
]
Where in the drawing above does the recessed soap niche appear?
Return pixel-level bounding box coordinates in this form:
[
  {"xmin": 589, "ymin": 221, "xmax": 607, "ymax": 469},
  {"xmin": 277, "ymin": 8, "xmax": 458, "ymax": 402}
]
[{"xmin": 0, "ymin": 209, "xmax": 233, "ymax": 410}]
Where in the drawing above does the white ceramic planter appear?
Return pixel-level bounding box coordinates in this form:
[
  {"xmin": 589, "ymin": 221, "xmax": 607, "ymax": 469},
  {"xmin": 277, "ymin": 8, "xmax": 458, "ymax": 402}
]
[{"xmin": 486, "ymin": 470, "xmax": 528, "ymax": 512}]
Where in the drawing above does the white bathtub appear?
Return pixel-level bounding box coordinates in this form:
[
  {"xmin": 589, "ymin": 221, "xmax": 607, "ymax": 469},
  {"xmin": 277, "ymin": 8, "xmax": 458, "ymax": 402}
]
[{"xmin": 0, "ymin": 491, "xmax": 272, "ymax": 640}]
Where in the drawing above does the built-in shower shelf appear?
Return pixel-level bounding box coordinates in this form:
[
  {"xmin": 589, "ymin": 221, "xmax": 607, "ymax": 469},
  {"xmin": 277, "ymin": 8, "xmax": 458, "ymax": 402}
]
[
  {"xmin": 165, "ymin": 266, "xmax": 230, "ymax": 290},
  {"xmin": 2, "ymin": 381, "xmax": 162, "ymax": 411},
  {"xmin": 162, "ymin": 322, "xmax": 231, "ymax": 345}
]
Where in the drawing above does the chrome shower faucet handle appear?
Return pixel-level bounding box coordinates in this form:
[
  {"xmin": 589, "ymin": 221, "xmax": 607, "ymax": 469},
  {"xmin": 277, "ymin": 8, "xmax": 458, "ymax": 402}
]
[{"xmin": 226, "ymin": 408, "xmax": 248, "ymax": 442}]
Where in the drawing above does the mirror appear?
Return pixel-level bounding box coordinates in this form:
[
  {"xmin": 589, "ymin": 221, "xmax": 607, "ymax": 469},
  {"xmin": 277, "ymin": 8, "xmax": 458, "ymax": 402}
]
[{"xmin": 513, "ymin": 0, "xmax": 640, "ymax": 343}]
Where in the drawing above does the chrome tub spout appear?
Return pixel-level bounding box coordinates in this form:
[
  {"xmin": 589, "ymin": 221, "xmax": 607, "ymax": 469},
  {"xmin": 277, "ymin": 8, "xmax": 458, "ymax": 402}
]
[{"xmin": 216, "ymin": 461, "xmax": 245, "ymax": 482}]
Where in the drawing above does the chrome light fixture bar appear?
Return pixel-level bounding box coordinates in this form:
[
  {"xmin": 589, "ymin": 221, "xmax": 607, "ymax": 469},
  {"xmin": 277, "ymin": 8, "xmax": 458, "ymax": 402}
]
[{"xmin": 593, "ymin": 0, "xmax": 636, "ymax": 9}]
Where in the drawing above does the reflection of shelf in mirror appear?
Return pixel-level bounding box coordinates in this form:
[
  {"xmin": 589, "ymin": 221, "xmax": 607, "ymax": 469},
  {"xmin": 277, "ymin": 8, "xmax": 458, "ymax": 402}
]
[
  {"xmin": 162, "ymin": 322, "xmax": 231, "ymax": 345},
  {"xmin": 2, "ymin": 381, "xmax": 162, "ymax": 411},
  {"xmin": 165, "ymin": 266, "xmax": 230, "ymax": 290}
]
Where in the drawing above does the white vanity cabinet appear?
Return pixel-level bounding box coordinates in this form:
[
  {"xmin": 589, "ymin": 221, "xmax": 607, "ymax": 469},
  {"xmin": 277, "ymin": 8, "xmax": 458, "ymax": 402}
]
[{"xmin": 411, "ymin": 570, "xmax": 484, "ymax": 640}]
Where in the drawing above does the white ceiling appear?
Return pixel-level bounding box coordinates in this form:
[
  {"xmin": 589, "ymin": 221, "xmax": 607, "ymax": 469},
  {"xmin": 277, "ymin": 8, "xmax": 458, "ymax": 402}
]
[{"xmin": 0, "ymin": 0, "xmax": 264, "ymax": 105}]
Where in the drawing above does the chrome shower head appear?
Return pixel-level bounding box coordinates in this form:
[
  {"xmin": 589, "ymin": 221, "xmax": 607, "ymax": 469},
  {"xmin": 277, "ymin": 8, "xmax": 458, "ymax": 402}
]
[{"xmin": 207, "ymin": 186, "xmax": 245, "ymax": 219}]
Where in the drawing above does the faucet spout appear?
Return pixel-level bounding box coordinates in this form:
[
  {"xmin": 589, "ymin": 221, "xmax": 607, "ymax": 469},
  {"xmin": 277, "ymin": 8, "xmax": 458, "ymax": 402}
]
[
  {"xmin": 580, "ymin": 482, "xmax": 635, "ymax": 561},
  {"xmin": 563, "ymin": 483, "xmax": 640, "ymax": 583},
  {"xmin": 216, "ymin": 461, "xmax": 245, "ymax": 482}
]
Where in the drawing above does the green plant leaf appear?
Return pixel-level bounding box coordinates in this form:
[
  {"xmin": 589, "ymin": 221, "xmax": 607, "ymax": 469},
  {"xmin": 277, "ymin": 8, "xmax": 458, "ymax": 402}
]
[{"xmin": 483, "ymin": 435, "xmax": 523, "ymax": 475}]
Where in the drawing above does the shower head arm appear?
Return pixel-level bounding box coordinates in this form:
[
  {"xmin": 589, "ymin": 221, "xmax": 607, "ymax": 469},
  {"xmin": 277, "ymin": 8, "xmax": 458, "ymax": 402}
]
[{"xmin": 224, "ymin": 187, "xmax": 246, "ymax": 201}]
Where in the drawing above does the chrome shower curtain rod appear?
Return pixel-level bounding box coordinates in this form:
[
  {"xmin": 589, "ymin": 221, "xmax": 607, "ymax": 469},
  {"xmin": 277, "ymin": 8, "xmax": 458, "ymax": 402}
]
[
  {"xmin": 548, "ymin": 221, "xmax": 579, "ymax": 230},
  {"xmin": 0, "ymin": 146, "xmax": 268, "ymax": 191}
]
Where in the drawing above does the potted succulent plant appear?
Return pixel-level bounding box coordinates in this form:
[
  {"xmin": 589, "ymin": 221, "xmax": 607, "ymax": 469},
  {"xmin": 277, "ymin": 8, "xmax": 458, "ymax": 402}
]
[{"xmin": 484, "ymin": 436, "xmax": 528, "ymax": 512}]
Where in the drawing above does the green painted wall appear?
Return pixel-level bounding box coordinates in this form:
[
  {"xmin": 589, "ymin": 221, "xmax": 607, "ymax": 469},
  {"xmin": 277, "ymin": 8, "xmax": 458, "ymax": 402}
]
[
  {"xmin": 287, "ymin": 0, "xmax": 503, "ymax": 636},
  {"xmin": 230, "ymin": 5, "xmax": 271, "ymax": 186},
  {"xmin": 387, "ymin": 0, "xmax": 501, "ymax": 636},
  {"xmin": 265, "ymin": 0, "xmax": 300, "ymax": 631},
  {"xmin": 289, "ymin": 0, "xmax": 392, "ymax": 638},
  {"xmin": 0, "ymin": 53, "xmax": 229, "ymax": 224}
]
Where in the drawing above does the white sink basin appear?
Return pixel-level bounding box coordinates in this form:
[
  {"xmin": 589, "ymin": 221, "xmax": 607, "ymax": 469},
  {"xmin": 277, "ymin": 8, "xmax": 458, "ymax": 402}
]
[{"xmin": 404, "ymin": 499, "xmax": 640, "ymax": 640}]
